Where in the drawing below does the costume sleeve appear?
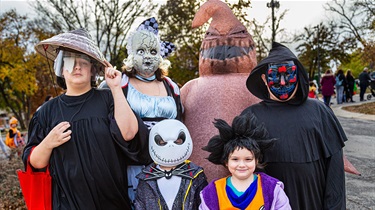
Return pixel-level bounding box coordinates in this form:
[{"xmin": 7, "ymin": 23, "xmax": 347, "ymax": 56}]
[
  {"xmin": 22, "ymin": 112, "xmax": 49, "ymax": 170},
  {"xmin": 8, "ymin": 129, "xmax": 15, "ymax": 138},
  {"xmin": 271, "ymin": 181, "xmax": 292, "ymax": 210},
  {"xmin": 198, "ymin": 180, "xmax": 219, "ymax": 210},
  {"xmin": 104, "ymin": 88, "xmax": 152, "ymax": 165},
  {"xmin": 193, "ymin": 171, "xmax": 208, "ymax": 210},
  {"xmin": 110, "ymin": 113, "xmax": 152, "ymax": 165},
  {"xmin": 198, "ymin": 191, "xmax": 210, "ymax": 210},
  {"xmin": 324, "ymin": 149, "xmax": 346, "ymax": 210},
  {"xmin": 134, "ymin": 179, "xmax": 149, "ymax": 210}
]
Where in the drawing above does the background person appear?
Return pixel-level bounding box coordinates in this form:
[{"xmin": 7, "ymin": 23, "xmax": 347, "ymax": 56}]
[
  {"xmin": 335, "ymin": 69, "xmax": 346, "ymax": 104},
  {"xmin": 312, "ymin": 79, "xmax": 319, "ymax": 99},
  {"xmin": 241, "ymin": 42, "xmax": 347, "ymax": 210},
  {"xmin": 5, "ymin": 117, "xmax": 24, "ymax": 159},
  {"xmin": 358, "ymin": 67, "xmax": 371, "ymax": 101},
  {"xmin": 0, "ymin": 132, "xmax": 10, "ymax": 159},
  {"xmin": 320, "ymin": 69, "xmax": 336, "ymax": 106},
  {"xmin": 308, "ymin": 81, "xmax": 317, "ymax": 99},
  {"xmin": 345, "ymin": 70, "xmax": 355, "ymax": 102}
]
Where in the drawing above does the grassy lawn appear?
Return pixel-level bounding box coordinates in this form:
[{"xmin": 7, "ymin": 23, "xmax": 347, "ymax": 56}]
[{"xmin": 342, "ymin": 101, "xmax": 375, "ymax": 115}]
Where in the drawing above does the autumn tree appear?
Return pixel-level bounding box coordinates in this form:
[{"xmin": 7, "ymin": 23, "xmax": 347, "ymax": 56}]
[
  {"xmin": 0, "ymin": 10, "xmax": 39, "ymax": 129},
  {"xmin": 28, "ymin": 19, "xmax": 63, "ymax": 103},
  {"xmin": 339, "ymin": 49, "xmax": 367, "ymax": 77},
  {"xmin": 362, "ymin": 41, "xmax": 375, "ymax": 69},
  {"xmin": 158, "ymin": 0, "xmax": 205, "ymax": 85},
  {"xmin": 325, "ymin": 0, "xmax": 374, "ymax": 45},
  {"xmin": 324, "ymin": 0, "xmax": 375, "ymax": 69},
  {"xmin": 295, "ymin": 22, "xmax": 354, "ymax": 82},
  {"xmin": 31, "ymin": 0, "xmax": 158, "ymax": 66}
]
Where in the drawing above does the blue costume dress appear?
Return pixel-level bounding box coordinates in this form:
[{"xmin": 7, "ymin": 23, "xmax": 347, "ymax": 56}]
[{"xmin": 118, "ymin": 74, "xmax": 183, "ymax": 204}]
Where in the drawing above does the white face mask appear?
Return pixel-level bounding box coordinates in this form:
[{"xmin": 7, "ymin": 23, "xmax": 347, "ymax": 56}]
[
  {"xmin": 149, "ymin": 119, "xmax": 193, "ymax": 167},
  {"xmin": 54, "ymin": 50, "xmax": 92, "ymax": 76},
  {"xmin": 131, "ymin": 31, "xmax": 161, "ymax": 78}
]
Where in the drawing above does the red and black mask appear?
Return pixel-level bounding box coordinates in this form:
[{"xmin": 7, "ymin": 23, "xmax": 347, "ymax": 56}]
[{"xmin": 266, "ymin": 61, "xmax": 298, "ymax": 100}]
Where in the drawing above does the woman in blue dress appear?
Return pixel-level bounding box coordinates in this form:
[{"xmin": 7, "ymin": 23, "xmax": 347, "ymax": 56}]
[{"xmin": 119, "ymin": 17, "xmax": 183, "ymax": 206}]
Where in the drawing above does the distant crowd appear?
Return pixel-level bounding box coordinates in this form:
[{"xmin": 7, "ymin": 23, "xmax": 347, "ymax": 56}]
[{"xmin": 313, "ymin": 67, "xmax": 374, "ymax": 106}]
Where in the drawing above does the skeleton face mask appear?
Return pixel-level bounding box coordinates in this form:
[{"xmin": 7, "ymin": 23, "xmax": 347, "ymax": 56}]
[
  {"xmin": 131, "ymin": 30, "xmax": 161, "ymax": 78},
  {"xmin": 149, "ymin": 119, "xmax": 193, "ymax": 167}
]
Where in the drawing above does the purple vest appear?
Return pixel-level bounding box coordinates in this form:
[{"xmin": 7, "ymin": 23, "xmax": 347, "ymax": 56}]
[{"xmin": 201, "ymin": 172, "xmax": 277, "ymax": 210}]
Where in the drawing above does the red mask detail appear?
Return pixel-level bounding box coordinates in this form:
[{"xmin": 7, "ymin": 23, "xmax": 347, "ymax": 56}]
[{"xmin": 278, "ymin": 66, "xmax": 287, "ymax": 73}]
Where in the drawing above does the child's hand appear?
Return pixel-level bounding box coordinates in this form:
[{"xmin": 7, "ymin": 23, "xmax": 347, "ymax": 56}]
[
  {"xmin": 43, "ymin": 122, "xmax": 72, "ymax": 150},
  {"xmin": 104, "ymin": 60, "xmax": 121, "ymax": 89}
]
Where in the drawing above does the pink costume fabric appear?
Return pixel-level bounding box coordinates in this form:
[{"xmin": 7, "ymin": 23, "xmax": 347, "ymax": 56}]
[{"xmin": 181, "ymin": 0, "xmax": 260, "ymax": 181}]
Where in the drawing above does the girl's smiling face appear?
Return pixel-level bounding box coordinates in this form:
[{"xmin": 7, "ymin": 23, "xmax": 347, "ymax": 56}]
[{"xmin": 226, "ymin": 147, "xmax": 257, "ymax": 181}]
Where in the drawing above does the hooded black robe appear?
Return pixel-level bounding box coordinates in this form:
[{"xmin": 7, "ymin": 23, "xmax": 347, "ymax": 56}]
[
  {"xmin": 241, "ymin": 42, "xmax": 347, "ymax": 210},
  {"xmin": 23, "ymin": 88, "xmax": 148, "ymax": 210}
]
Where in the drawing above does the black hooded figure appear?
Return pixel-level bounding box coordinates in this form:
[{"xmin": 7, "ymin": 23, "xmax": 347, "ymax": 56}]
[{"xmin": 241, "ymin": 42, "xmax": 347, "ymax": 210}]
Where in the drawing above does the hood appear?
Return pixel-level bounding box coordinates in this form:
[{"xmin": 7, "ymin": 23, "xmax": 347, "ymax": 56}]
[{"xmin": 246, "ymin": 42, "xmax": 309, "ymax": 105}]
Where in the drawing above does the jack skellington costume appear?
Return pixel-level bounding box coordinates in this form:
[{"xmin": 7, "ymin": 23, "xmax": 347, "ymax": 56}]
[{"xmin": 135, "ymin": 119, "xmax": 208, "ymax": 210}]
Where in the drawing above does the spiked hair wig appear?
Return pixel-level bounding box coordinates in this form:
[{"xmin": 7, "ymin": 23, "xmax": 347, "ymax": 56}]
[{"xmin": 203, "ymin": 113, "xmax": 276, "ymax": 167}]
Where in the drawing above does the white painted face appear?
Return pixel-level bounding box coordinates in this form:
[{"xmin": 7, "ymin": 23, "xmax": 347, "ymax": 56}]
[
  {"xmin": 131, "ymin": 30, "xmax": 161, "ymax": 78},
  {"xmin": 149, "ymin": 119, "xmax": 193, "ymax": 167}
]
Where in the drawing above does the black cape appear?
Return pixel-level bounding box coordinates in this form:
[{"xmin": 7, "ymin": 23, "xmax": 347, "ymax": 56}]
[
  {"xmin": 242, "ymin": 42, "xmax": 347, "ymax": 210},
  {"xmin": 23, "ymin": 89, "xmax": 147, "ymax": 210}
]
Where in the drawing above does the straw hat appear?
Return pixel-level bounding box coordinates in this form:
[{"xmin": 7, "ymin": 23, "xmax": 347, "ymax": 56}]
[{"xmin": 34, "ymin": 28, "xmax": 107, "ymax": 67}]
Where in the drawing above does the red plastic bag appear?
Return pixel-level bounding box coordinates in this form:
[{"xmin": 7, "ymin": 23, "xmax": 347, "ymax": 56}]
[{"xmin": 17, "ymin": 161, "xmax": 52, "ymax": 210}]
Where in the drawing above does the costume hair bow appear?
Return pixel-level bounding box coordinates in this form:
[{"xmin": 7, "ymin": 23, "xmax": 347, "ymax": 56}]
[{"xmin": 136, "ymin": 17, "xmax": 176, "ymax": 58}]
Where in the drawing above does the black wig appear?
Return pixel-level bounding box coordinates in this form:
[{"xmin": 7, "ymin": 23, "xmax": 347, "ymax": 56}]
[{"xmin": 203, "ymin": 113, "xmax": 276, "ymax": 167}]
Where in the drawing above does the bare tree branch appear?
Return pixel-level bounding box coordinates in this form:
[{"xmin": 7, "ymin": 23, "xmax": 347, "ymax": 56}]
[{"xmin": 31, "ymin": 0, "xmax": 157, "ymax": 65}]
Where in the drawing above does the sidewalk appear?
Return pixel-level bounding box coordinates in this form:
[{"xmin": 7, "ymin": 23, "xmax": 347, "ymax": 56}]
[{"xmin": 329, "ymin": 94, "xmax": 375, "ymax": 121}]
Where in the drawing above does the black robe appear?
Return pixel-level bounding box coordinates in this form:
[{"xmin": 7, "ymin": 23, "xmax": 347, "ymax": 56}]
[
  {"xmin": 23, "ymin": 88, "xmax": 146, "ymax": 210},
  {"xmin": 242, "ymin": 42, "xmax": 347, "ymax": 210}
]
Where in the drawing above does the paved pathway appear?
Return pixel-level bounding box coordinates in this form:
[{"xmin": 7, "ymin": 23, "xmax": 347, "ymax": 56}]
[{"xmin": 327, "ymin": 93, "xmax": 375, "ymax": 209}]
